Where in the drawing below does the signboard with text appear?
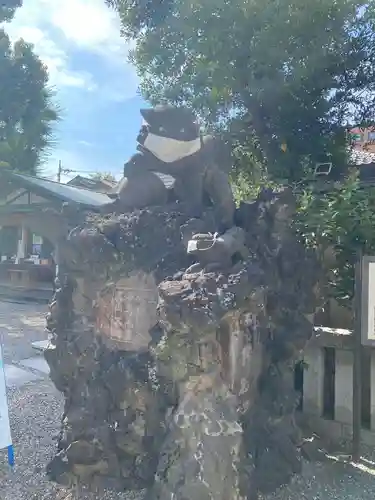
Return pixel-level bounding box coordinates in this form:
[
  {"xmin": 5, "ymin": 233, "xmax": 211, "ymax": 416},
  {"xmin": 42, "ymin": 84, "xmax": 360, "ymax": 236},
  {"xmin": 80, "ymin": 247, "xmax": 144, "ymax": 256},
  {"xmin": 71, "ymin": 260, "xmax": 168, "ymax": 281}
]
[
  {"xmin": 361, "ymin": 256, "xmax": 375, "ymax": 346},
  {"xmin": 0, "ymin": 343, "xmax": 13, "ymax": 466},
  {"xmin": 96, "ymin": 273, "xmax": 158, "ymax": 351}
]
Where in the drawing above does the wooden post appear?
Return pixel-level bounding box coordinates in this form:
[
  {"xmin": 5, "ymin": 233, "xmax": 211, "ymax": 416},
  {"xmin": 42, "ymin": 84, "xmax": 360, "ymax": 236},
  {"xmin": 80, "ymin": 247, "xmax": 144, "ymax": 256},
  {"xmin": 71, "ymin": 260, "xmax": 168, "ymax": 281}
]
[{"xmin": 352, "ymin": 251, "xmax": 362, "ymax": 461}]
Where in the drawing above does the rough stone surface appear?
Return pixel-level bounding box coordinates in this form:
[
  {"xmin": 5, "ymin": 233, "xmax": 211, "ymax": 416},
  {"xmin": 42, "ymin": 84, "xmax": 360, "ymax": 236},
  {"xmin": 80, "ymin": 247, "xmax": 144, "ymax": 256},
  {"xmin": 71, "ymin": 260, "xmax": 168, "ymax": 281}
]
[
  {"xmin": 5, "ymin": 303, "xmax": 375, "ymax": 500},
  {"xmin": 0, "ymin": 301, "xmax": 144, "ymax": 500},
  {"xmin": 45, "ymin": 187, "xmax": 320, "ymax": 499}
]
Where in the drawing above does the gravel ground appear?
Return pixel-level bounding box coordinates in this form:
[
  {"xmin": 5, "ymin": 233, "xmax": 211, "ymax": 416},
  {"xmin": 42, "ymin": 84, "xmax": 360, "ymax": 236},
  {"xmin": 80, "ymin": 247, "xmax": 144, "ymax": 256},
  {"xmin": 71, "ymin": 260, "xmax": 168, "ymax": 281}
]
[
  {"xmin": 1, "ymin": 300, "xmax": 375, "ymax": 499},
  {"xmin": 0, "ymin": 380, "xmax": 144, "ymax": 500},
  {"xmin": 265, "ymin": 454, "xmax": 375, "ymax": 499}
]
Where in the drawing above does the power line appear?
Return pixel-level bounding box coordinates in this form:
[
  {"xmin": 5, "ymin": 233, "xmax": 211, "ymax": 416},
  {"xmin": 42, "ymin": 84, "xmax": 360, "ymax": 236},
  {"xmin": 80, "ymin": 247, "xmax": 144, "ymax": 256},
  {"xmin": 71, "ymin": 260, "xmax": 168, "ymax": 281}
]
[
  {"xmin": 56, "ymin": 160, "xmax": 121, "ymax": 181},
  {"xmin": 62, "ymin": 169, "xmax": 109, "ymax": 175}
]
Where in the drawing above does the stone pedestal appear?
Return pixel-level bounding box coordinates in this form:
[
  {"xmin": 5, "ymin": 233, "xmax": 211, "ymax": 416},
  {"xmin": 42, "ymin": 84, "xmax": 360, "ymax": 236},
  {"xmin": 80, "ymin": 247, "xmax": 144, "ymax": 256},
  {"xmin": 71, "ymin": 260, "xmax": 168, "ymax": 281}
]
[{"xmin": 45, "ymin": 191, "xmax": 320, "ymax": 498}]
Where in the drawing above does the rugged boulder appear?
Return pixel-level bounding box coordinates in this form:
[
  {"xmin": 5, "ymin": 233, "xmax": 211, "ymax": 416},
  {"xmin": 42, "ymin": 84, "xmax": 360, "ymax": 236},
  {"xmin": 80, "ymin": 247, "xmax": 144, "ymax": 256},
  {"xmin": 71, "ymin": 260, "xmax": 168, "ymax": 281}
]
[{"xmin": 45, "ymin": 189, "xmax": 320, "ymax": 498}]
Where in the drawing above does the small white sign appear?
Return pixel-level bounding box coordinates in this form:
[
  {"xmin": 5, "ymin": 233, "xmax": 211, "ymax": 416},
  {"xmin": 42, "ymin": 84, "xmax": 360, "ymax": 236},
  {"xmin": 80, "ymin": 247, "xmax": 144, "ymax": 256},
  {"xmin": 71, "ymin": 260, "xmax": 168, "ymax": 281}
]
[
  {"xmin": 361, "ymin": 257, "xmax": 375, "ymax": 345},
  {"xmin": 0, "ymin": 343, "xmax": 13, "ymax": 465}
]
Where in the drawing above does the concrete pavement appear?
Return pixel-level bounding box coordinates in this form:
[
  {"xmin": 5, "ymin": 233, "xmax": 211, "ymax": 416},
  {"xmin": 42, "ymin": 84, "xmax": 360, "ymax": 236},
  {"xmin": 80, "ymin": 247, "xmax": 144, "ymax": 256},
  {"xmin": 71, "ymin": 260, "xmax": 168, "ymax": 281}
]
[
  {"xmin": 0, "ymin": 301, "xmax": 50, "ymax": 388},
  {"xmin": 4, "ymin": 356, "xmax": 50, "ymax": 388}
]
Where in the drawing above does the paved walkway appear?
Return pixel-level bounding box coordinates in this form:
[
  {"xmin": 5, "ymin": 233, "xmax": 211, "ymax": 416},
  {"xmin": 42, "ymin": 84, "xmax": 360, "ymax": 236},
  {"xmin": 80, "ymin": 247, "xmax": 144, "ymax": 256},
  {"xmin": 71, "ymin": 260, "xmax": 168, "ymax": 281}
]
[
  {"xmin": 0, "ymin": 301, "xmax": 51, "ymax": 389},
  {"xmin": 4, "ymin": 355, "xmax": 50, "ymax": 387},
  {"xmin": 0, "ymin": 302, "xmax": 48, "ymax": 363}
]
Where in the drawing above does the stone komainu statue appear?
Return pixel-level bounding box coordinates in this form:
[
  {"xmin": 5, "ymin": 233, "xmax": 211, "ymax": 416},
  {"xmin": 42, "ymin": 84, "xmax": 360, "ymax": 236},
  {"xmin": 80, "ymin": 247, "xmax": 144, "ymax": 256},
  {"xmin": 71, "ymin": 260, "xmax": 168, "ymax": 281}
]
[{"xmin": 108, "ymin": 105, "xmax": 236, "ymax": 231}]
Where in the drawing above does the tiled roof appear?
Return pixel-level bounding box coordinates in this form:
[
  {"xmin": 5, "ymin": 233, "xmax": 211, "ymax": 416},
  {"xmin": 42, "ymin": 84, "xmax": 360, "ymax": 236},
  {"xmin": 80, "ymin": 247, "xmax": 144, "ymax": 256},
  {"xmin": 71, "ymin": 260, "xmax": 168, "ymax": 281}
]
[
  {"xmin": 0, "ymin": 171, "xmax": 112, "ymax": 208},
  {"xmin": 0, "ymin": 170, "xmax": 175, "ymax": 210},
  {"xmin": 67, "ymin": 175, "xmax": 117, "ymax": 190}
]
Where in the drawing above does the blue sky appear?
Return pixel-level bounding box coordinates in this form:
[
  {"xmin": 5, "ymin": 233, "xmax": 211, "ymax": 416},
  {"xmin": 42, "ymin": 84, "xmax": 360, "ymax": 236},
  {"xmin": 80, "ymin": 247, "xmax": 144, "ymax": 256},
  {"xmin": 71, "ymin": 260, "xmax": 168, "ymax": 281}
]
[{"xmin": 5, "ymin": 0, "xmax": 146, "ymax": 182}]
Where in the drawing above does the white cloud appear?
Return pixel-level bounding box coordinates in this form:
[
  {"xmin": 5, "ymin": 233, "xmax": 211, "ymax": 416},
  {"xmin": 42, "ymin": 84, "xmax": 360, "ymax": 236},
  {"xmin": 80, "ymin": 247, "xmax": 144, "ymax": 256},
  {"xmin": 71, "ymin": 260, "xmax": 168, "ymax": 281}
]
[
  {"xmin": 47, "ymin": 0, "xmax": 126, "ymax": 55},
  {"xmin": 1, "ymin": 0, "xmax": 140, "ymax": 179},
  {"xmin": 3, "ymin": 0, "xmax": 138, "ymax": 97},
  {"xmin": 77, "ymin": 140, "xmax": 94, "ymax": 147},
  {"xmin": 5, "ymin": 24, "xmax": 95, "ymax": 89}
]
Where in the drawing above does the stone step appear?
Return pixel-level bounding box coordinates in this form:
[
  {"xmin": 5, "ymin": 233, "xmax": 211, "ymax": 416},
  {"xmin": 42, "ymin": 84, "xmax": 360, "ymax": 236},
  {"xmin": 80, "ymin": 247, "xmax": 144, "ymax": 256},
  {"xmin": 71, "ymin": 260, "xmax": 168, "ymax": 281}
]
[
  {"xmin": 2, "ymin": 354, "xmax": 50, "ymax": 388},
  {"xmin": 4, "ymin": 363, "xmax": 43, "ymax": 388},
  {"xmin": 0, "ymin": 284, "xmax": 53, "ymax": 304},
  {"xmin": 19, "ymin": 356, "xmax": 50, "ymax": 375},
  {"xmin": 31, "ymin": 340, "xmax": 50, "ymax": 352}
]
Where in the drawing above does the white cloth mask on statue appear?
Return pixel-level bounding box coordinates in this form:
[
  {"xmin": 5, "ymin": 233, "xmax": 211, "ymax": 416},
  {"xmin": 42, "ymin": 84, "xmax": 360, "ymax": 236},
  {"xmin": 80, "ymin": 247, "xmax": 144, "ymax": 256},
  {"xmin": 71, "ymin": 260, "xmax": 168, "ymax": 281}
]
[{"xmin": 143, "ymin": 130, "xmax": 202, "ymax": 163}]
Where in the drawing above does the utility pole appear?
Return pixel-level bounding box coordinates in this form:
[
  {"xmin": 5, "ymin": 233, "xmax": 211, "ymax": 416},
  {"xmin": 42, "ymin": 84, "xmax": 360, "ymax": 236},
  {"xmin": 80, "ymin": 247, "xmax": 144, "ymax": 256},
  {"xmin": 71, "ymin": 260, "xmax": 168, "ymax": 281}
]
[{"xmin": 57, "ymin": 160, "xmax": 62, "ymax": 183}]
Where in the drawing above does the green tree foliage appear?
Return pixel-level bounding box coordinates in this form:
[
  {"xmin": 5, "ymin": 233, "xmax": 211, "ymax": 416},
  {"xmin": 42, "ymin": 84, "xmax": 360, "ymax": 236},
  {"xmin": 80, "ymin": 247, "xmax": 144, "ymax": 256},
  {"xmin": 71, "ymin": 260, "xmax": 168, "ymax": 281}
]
[
  {"xmin": 0, "ymin": 0, "xmax": 22, "ymax": 22},
  {"xmin": 108, "ymin": 0, "xmax": 375, "ymax": 183},
  {"xmin": 107, "ymin": 0, "xmax": 375, "ymax": 308},
  {"xmin": 90, "ymin": 171, "xmax": 116, "ymax": 183},
  {"xmin": 295, "ymin": 171, "xmax": 375, "ymax": 307},
  {"xmin": 0, "ymin": 29, "xmax": 59, "ymax": 174}
]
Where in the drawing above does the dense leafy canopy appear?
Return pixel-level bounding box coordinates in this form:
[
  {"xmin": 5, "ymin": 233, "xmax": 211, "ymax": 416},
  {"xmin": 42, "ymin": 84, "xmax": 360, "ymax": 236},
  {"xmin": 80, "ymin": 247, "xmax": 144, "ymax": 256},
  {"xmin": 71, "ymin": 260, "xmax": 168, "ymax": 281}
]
[
  {"xmin": 296, "ymin": 171, "xmax": 375, "ymax": 307},
  {"xmin": 107, "ymin": 0, "xmax": 375, "ymax": 306},
  {"xmin": 0, "ymin": 0, "xmax": 22, "ymax": 23},
  {"xmin": 0, "ymin": 29, "xmax": 58, "ymax": 174},
  {"xmin": 108, "ymin": 0, "xmax": 375, "ymax": 183}
]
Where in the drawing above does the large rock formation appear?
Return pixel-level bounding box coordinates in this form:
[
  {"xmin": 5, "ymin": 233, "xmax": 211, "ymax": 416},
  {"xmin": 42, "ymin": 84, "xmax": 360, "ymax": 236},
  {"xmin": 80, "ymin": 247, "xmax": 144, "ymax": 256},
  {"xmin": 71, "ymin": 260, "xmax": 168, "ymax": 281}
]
[{"xmin": 44, "ymin": 189, "xmax": 319, "ymax": 499}]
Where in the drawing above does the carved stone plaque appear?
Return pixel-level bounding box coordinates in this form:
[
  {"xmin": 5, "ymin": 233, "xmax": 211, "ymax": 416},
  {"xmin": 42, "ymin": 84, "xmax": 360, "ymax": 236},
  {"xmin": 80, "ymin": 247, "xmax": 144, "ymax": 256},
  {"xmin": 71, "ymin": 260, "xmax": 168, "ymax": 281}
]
[{"xmin": 96, "ymin": 272, "xmax": 158, "ymax": 351}]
